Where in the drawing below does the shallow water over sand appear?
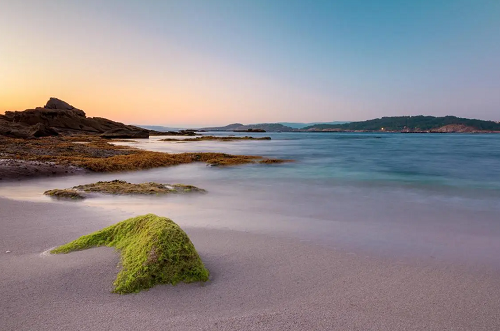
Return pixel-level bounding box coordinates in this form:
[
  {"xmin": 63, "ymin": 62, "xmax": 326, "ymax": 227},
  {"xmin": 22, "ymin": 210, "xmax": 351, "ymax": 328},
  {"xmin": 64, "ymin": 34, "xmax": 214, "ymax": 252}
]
[{"xmin": 1, "ymin": 132, "xmax": 500, "ymax": 267}]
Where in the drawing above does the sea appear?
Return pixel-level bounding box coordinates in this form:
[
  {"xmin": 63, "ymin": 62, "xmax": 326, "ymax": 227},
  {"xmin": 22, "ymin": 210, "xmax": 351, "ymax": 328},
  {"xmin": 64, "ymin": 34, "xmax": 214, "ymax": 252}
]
[{"xmin": 2, "ymin": 132, "xmax": 500, "ymax": 267}]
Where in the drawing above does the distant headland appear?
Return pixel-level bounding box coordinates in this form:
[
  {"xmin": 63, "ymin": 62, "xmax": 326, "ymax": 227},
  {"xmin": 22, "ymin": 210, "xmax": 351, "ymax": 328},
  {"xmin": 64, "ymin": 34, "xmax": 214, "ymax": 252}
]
[{"xmin": 199, "ymin": 116, "xmax": 500, "ymax": 133}]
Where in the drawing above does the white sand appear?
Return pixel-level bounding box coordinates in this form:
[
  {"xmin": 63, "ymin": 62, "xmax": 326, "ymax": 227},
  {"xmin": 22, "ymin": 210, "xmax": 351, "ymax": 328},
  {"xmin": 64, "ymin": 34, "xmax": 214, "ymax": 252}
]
[{"xmin": 1, "ymin": 197, "xmax": 500, "ymax": 330}]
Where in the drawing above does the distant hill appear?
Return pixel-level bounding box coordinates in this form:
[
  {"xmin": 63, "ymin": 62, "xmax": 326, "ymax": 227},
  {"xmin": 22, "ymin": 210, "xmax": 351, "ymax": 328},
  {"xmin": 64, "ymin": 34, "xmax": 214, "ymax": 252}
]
[
  {"xmin": 137, "ymin": 125, "xmax": 185, "ymax": 132},
  {"xmin": 303, "ymin": 116, "xmax": 500, "ymax": 133},
  {"xmin": 201, "ymin": 123, "xmax": 295, "ymax": 132},
  {"xmin": 201, "ymin": 123, "xmax": 245, "ymax": 131},
  {"xmin": 279, "ymin": 121, "xmax": 349, "ymax": 129}
]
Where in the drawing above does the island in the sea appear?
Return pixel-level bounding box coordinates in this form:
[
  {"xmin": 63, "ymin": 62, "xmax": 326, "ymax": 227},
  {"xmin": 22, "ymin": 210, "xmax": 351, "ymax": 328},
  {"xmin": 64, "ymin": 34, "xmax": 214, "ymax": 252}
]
[{"xmin": 199, "ymin": 116, "xmax": 500, "ymax": 133}]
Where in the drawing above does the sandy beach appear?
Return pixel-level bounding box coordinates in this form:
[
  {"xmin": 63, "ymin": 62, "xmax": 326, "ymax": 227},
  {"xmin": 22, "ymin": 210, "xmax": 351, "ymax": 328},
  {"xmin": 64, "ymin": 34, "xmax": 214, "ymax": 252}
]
[
  {"xmin": 1, "ymin": 196, "xmax": 500, "ymax": 330},
  {"xmin": 3, "ymin": 0, "xmax": 500, "ymax": 328}
]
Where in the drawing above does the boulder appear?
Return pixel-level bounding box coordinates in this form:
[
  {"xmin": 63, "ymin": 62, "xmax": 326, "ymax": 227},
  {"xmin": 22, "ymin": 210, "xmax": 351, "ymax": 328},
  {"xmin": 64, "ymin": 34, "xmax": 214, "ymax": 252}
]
[
  {"xmin": 28, "ymin": 123, "xmax": 59, "ymax": 137},
  {"xmin": 0, "ymin": 118, "xmax": 31, "ymax": 138},
  {"xmin": 51, "ymin": 214, "xmax": 209, "ymax": 293},
  {"xmin": 44, "ymin": 97, "xmax": 76, "ymax": 110}
]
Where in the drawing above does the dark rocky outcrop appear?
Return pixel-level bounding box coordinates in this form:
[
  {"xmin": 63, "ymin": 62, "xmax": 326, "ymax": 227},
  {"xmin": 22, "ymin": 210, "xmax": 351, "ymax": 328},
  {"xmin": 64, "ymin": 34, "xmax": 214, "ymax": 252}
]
[
  {"xmin": 101, "ymin": 128, "xmax": 149, "ymax": 139},
  {"xmin": 202, "ymin": 123, "xmax": 295, "ymax": 132},
  {"xmin": 44, "ymin": 97, "xmax": 76, "ymax": 110},
  {"xmin": 0, "ymin": 98, "xmax": 149, "ymax": 138},
  {"xmin": 149, "ymin": 129, "xmax": 198, "ymax": 136},
  {"xmin": 28, "ymin": 123, "xmax": 60, "ymax": 137},
  {"xmin": 233, "ymin": 128, "xmax": 266, "ymax": 132},
  {"xmin": 0, "ymin": 117, "xmax": 33, "ymax": 138}
]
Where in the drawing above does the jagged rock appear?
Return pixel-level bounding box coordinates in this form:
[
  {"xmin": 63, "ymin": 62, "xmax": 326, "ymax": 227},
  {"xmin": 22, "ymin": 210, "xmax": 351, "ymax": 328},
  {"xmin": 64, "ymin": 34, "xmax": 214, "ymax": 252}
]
[
  {"xmin": 0, "ymin": 117, "xmax": 57, "ymax": 138},
  {"xmin": 28, "ymin": 123, "xmax": 59, "ymax": 137},
  {"xmin": 0, "ymin": 98, "xmax": 149, "ymax": 138},
  {"xmin": 0, "ymin": 118, "xmax": 31, "ymax": 138},
  {"xmin": 101, "ymin": 128, "xmax": 149, "ymax": 139},
  {"xmin": 44, "ymin": 97, "xmax": 75, "ymax": 110}
]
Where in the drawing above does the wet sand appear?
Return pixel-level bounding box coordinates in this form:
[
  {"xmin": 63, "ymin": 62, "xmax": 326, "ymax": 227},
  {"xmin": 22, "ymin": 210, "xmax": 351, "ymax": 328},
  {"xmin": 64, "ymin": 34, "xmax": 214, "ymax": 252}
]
[{"xmin": 1, "ymin": 197, "xmax": 500, "ymax": 330}]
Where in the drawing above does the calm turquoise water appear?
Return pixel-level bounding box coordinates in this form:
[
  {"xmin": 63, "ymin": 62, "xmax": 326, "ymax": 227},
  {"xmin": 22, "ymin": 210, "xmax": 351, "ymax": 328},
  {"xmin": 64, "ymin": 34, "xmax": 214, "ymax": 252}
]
[
  {"xmin": 125, "ymin": 132, "xmax": 500, "ymax": 196},
  {"xmin": 2, "ymin": 132, "xmax": 500, "ymax": 266}
]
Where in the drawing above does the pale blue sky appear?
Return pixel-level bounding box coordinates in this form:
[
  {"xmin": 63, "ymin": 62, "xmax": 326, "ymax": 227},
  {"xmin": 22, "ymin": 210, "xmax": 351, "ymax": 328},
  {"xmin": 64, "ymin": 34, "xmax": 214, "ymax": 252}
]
[{"xmin": 1, "ymin": 0, "xmax": 499, "ymax": 125}]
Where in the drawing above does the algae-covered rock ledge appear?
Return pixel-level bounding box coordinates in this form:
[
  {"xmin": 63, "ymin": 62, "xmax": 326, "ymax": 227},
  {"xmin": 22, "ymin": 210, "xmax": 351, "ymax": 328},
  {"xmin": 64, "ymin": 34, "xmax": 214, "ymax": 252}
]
[
  {"xmin": 160, "ymin": 135, "xmax": 272, "ymax": 142},
  {"xmin": 51, "ymin": 214, "xmax": 209, "ymax": 294},
  {"xmin": 0, "ymin": 136, "xmax": 292, "ymax": 180},
  {"xmin": 44, "ymin": 180, "xmax": 207, "ymax": 200}
]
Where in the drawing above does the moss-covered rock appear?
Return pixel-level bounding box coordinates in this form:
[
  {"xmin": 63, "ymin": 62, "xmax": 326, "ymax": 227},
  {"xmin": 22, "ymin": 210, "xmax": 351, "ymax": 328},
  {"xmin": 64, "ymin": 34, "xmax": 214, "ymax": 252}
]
[
  {"xmin": 73, "ymin": 180, "xmax": 207, "ymax": 195},
  {"xmin": 259, "ymin": 159, "xmax": 292, "ymax": 164},
  {"xmin": 43, "ymin": 189, "xmax": 85, "ymax": 200},
  {"xmin": 44, "ymin": 180, "xmax": 207, "ymax": 200},
  {"xmin": 0, "ymin": 136, "xmax": 290, "ymax": 174},
  {"xmin": 51, "ymin": 214, "xmax": 209, "ymax": 294}
]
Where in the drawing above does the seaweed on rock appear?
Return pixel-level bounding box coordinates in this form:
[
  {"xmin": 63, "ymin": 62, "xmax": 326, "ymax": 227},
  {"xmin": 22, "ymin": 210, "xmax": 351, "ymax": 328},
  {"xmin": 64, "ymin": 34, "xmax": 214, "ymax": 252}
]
[
  {"xmin": 43, "ymin": 180, "xmax": 207, "ymax": 200},
  {"xmin": 43, "ymin": 189, "xmax": 85, "ymax": 200},
  {"xmin": 51, "ymin": 214, "xmax": 209, "ymax": 294}
]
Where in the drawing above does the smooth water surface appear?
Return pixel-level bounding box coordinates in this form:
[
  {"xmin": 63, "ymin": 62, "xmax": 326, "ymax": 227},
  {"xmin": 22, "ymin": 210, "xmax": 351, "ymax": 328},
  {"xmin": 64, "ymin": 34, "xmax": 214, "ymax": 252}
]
[{"xmin": 2, "ymin": 132, "xmax": 500, "ymax": 266}]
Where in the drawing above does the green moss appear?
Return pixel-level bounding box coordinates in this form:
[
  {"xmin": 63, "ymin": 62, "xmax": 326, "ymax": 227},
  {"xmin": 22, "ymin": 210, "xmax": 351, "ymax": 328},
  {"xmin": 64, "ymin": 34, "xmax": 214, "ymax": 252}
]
[
  {"xmin": 43, "ymin": 189, "xmax": 85, "ymax": 200},
  {"xmin": 51, "ymin": 214, "xmax": 209, "ymax": 294},
  {"xmin": 73, "ymin": 180, "xmax": 207, "ymax": 195},
  {"xmin": 43, "ymin": 181, "xmax": 207, "ymax": 201},
  {"xmin": 0, "ymin": 137, "xmax": 289, "ymax": 172},
  {"xmin": 171, "ymin": 184, "xmax": 203, "ymax": 192}
]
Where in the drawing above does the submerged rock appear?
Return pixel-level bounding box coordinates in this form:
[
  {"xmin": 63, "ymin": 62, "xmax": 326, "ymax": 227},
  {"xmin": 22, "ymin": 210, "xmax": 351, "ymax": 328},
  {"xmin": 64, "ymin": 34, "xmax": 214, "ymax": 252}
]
[
  {"xmin": 51, "ymin": 214, "xmax": 209, "ymax": 293},
  {"xmin": 44, "ymin": 189, "xmax": 85, "ymax": 200},
  {"xmin": 44, "ymin": 180, "xmax": 207, "ymax": 200},
  {"xmin": 259, "ymin": 158, "xmax": 291, "ymax": 164},
  {"xmin": 160, "ymin": 135, "xmax": 272, "ymax": 142},
  {"xmin": 74, "ymin": 180, "xmax": 207, "ymax": 195}
]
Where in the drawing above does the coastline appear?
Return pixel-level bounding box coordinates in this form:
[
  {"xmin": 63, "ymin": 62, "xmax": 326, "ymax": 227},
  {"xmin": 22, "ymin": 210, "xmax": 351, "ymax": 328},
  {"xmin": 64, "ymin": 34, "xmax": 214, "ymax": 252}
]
[
  {"xmin": 1, "ymin": 132, "xmax": 500, "ymax": 330},
  {"xmin": 0, "ymin": 135, "xmax": 290, "ymax": 182},
  {"xmin": 1, "ymin": 197, "xmax": 500, "ymax": 330}
]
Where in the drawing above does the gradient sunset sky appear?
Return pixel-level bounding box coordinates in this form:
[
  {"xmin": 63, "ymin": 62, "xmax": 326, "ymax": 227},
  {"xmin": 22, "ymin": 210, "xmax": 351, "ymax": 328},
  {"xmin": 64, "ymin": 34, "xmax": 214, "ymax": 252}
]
[{"xmin": 1, "ymin": 0, "xmax": 499, "ymax": 126}]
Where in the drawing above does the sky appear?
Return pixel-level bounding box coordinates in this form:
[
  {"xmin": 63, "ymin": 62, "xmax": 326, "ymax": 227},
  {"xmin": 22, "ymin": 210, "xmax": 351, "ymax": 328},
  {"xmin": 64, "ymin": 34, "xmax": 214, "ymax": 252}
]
[{"xmin": 1, "ymin": 0, "xmax": 499, "ymax": 126}]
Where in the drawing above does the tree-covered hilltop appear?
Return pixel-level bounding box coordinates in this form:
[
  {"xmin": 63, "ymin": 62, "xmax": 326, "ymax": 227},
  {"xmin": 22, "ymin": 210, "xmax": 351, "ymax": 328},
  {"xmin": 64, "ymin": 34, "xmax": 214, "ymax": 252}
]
[{"xmin": 303, "ymin": 116, "xmax": 500, "ymax": 132}]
